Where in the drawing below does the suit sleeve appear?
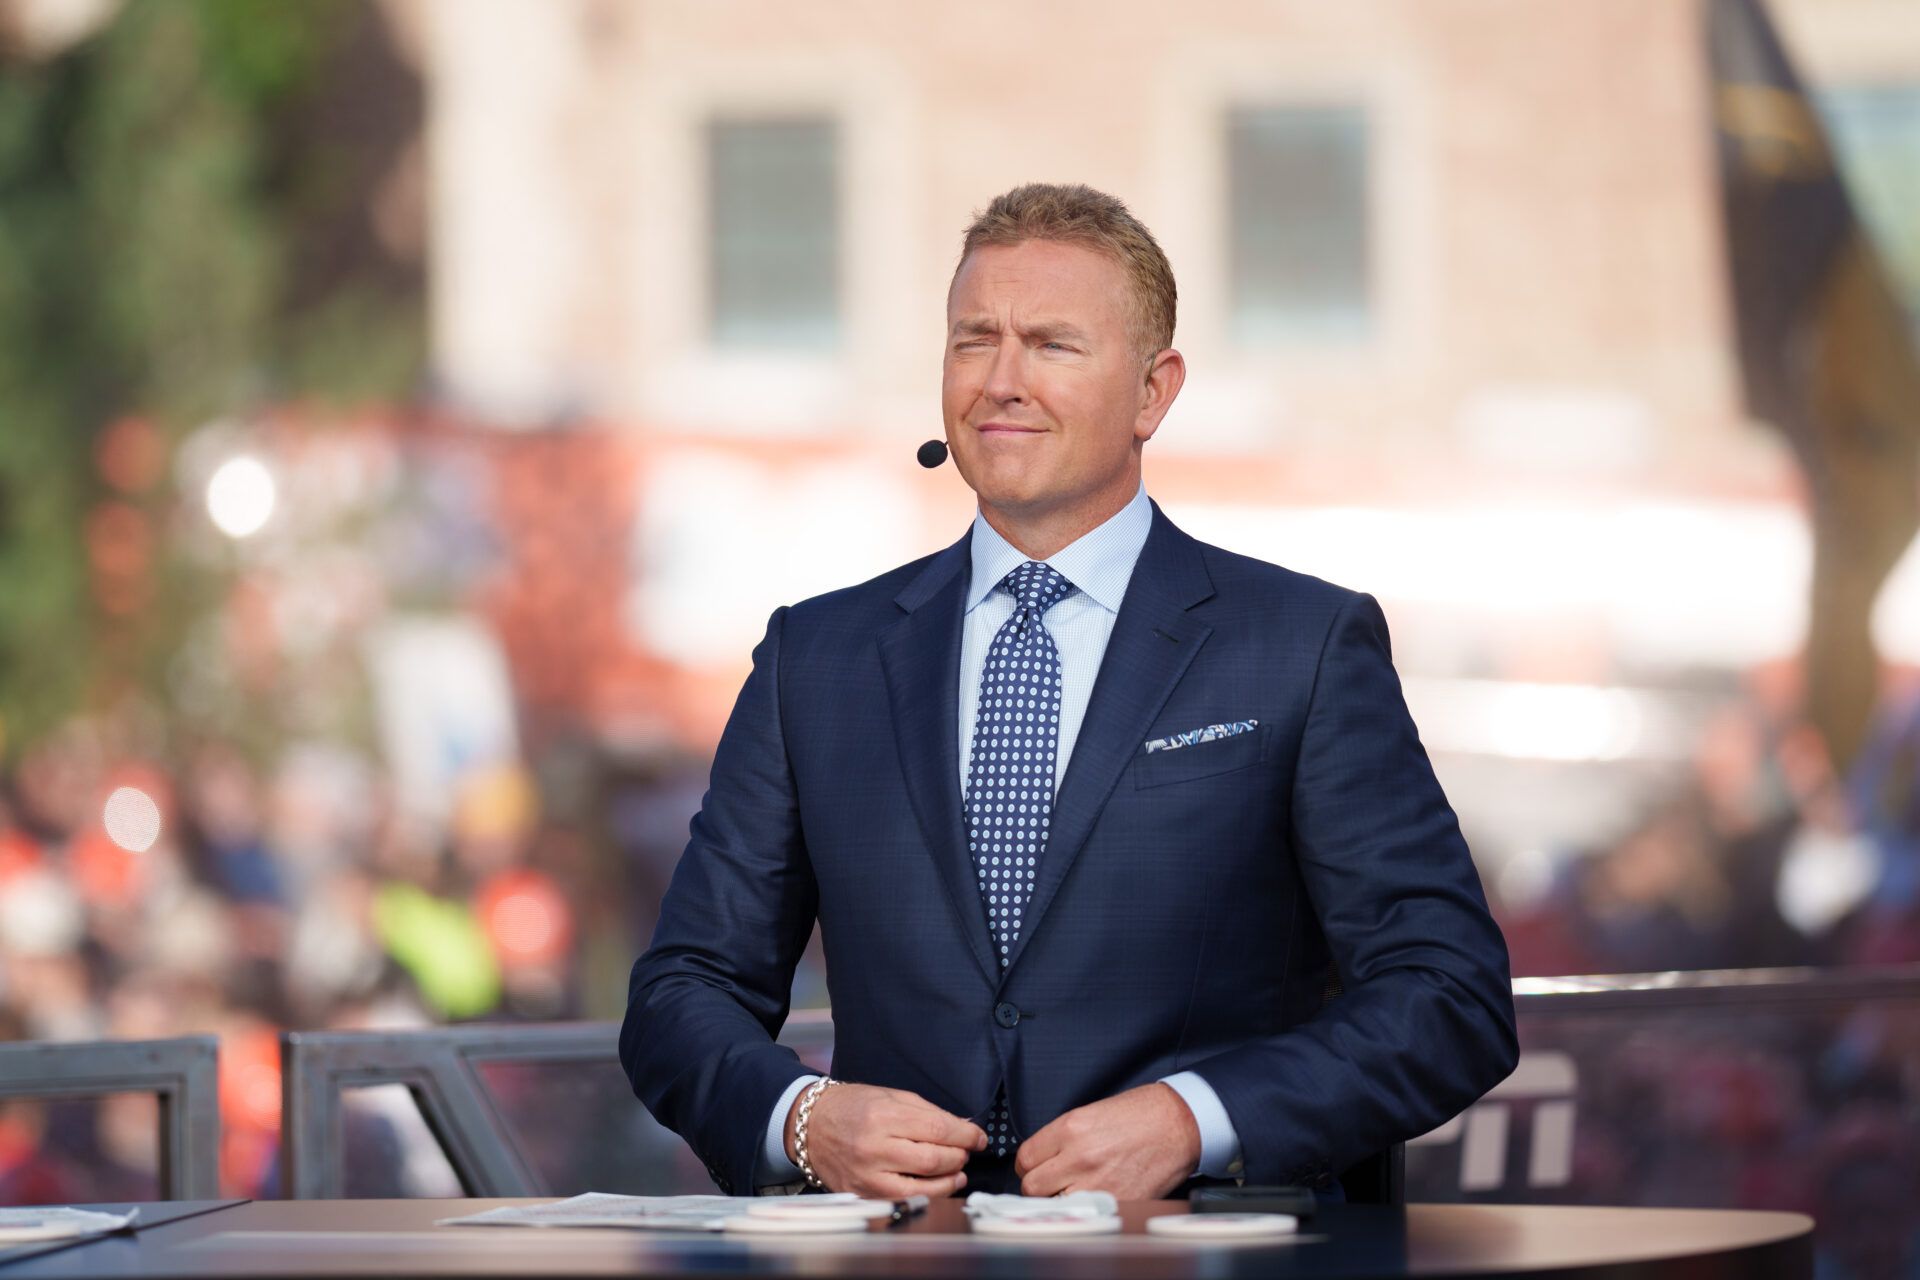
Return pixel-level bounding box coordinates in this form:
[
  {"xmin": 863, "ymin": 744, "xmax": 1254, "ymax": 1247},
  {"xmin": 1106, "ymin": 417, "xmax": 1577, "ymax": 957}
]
[
  {"xmin": 620, "ymin": 606, "xmax": 821, "ymax": 1194},
  {"xmin": 1184, "ymin": 592, "xmax": 1518, "ymax": 1186}
]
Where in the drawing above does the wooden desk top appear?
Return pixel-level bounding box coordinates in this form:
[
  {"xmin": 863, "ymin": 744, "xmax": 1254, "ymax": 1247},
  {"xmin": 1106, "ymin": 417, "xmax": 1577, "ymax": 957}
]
[{"xmin": 0, "ymin": 1198, "xmax": 1813, "ymax": 1279}]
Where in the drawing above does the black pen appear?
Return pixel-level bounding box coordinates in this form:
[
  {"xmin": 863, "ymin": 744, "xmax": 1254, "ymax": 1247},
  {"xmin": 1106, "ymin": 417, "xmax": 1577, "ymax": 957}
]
[{"xmin": 886, "ymin": 1195, "xmax": 930, "ymax": 1227}]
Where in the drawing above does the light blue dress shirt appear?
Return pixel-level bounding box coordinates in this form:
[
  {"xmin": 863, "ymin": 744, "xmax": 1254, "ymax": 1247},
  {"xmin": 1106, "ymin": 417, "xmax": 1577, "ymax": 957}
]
[{"xmin": 758, "ymin": 484, "xmax": 1244, "ymax": 1186}]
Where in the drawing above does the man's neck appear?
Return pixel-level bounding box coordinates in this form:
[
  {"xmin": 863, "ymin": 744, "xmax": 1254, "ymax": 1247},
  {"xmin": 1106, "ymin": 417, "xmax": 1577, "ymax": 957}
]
[{"xmin": 977, "ymin": 480, "xmax": 1141, "ymax": 562}]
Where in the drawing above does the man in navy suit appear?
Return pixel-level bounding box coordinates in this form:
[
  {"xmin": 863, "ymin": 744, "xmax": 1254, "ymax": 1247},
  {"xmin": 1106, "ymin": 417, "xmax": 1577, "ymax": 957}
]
[{"xmin": 622, "ymin": 183, "xmax": 1516, "ymax": 1200}]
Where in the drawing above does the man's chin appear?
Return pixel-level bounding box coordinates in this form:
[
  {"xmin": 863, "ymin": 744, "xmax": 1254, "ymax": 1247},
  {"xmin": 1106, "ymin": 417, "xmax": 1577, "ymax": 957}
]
[
  {"xmin": 959, "ymin": 463, "xmax": 1047, "ymax": 511},
  {"xmin": 971, "ymin": 485, "xmax": 1052, "ymax": 519}
]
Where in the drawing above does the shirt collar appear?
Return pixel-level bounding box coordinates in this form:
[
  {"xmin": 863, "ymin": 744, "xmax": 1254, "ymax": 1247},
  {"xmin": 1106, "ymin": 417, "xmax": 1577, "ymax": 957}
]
[{"xmin": 965, "ymin": 483, "xmax": 1153, "ymax": 615}]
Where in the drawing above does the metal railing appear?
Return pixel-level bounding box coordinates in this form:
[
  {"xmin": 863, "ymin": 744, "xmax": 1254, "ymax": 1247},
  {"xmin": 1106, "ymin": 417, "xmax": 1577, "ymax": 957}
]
[
  {"xmin": 1408, "ymin": 963, "xmax": 1920, "ymax": 1207},
  {"xmin": 1510, "ymin": 962, "xmax": 1920, "ymax": 1009},
  {"xmin": 278, "ymin": 1011, "xmax": 834, "ymax": 1199},
  {"xmin": 0, "ymin": 1036, "xmax": 220, "ymax": 1199}
]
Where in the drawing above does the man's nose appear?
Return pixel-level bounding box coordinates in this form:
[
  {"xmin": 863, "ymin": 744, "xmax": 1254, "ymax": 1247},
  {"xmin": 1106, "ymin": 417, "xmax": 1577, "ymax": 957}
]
[{"xmin": 983, "ymin": 342, "xmax": 1029, "ymax": 404}]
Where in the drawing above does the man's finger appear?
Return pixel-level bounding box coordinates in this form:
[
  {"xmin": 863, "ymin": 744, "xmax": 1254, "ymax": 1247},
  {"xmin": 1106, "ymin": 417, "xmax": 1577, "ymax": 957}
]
[
  {"xmin": 892, "ymin": 1103, "xmax": 988, "ymax": 1151},
  {"xmin": 868, "ymin": 1170, "xmax": 967, "ymax": 1201},
  {"xmin": 1012, "ymin": 1118, "xmax": 1063, "ymax": 1178},
  {"xmin": 883, "ymin": 1138, "xmax": 970, "ymax": 1178},
  {"xmin": 920, "ymin": 1170, "xmax": 969, "ymax": 1200},
  {"xmin": 1018, "ymin": 1152, "xmax": 1073, "ymax": 1198},
  {"xmin": 856, "ymin": 1174, "xmax": 967, "ymax": 1205}
]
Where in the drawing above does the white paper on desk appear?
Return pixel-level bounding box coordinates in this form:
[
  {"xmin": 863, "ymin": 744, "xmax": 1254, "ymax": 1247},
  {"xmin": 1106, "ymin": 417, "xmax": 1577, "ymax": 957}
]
[
  {"xmin": 438, "ymin": 1193, "xmax": 777, "ymax": 1232},
  {"xmin": 964, "ymin": 1191, "xmax": 1118, "ymax": 1221},
  {"xmin": 0, "ymin": 1207, "xmax": 140, "ymax": 1244}
]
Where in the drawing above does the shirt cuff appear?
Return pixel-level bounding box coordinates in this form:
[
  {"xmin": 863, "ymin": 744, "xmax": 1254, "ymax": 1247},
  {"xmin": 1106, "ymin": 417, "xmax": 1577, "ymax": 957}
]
[
  {"xmin": 757, "ymin": 1074, "xmax": 820, "ymax": 1189},
  {"xmin": 1160, "ymin": 1071, "xmax": 1245, "ymax": 1180}
]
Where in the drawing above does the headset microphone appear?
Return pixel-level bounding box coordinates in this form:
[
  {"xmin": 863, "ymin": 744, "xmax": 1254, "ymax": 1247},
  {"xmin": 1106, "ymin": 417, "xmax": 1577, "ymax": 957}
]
[{"xmin": 916, "ymin": 439, "xmax": 949, "ymax": 468}]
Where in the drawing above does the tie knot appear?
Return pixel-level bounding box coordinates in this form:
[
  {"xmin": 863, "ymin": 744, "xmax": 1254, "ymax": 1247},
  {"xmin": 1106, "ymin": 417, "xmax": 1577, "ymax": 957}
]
[{"xmin": 1001, "ymin": 561, "xmax": 1075, "ymax": 618}]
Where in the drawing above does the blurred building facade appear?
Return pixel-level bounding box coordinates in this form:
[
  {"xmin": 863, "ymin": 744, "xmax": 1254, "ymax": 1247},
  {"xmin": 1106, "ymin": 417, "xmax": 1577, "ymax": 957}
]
[{"xmin": 413, "ymin": 0, "xmax": 1920, "ymax": 871}]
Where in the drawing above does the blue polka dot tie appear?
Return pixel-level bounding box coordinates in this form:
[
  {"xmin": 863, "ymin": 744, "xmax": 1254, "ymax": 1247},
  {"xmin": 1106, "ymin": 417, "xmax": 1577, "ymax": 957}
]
[{"xmin": 964, "ymin": 560, "xmax": 1076, "ymax": 1156}]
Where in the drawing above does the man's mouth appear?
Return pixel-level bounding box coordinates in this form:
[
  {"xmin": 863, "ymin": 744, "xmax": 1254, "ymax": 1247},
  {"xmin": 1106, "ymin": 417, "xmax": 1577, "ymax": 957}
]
[{"xmin": 977, "ymin": 422, "xmax": 1044, "ymax": 435}]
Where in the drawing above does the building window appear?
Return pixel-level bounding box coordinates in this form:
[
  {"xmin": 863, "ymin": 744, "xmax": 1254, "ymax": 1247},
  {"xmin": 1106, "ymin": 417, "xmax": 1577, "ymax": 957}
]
[
  {"xmin": 1227, "ymin": 104, "xmax": 1371, "ymax": 344},
  {"xmin": 706, "ymin": 117, "xmax": 840, "ymax": 350},
  {"xmin": 1818, "ymin": 83, "xmax": 1920, "ymax": 334}
]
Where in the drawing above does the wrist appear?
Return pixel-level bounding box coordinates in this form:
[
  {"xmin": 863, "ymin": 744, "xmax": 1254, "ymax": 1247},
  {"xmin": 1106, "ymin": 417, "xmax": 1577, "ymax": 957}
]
[
  {"xmin": 783, "ymin": 1092, "xmax": 805, "ymax": 1164},
  {"xmin": 1157, "ymin": 1081, "xmax": 1203, "ymax": 1172},
  {"xmin": 791, "ymin": 1076, "xmax": 840, "ymax": 1189}
]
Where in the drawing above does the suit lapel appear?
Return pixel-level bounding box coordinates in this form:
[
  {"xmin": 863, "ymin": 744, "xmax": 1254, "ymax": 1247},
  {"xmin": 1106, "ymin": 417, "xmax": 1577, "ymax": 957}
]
[
  {"xmin": 877, "ymin": 533, "xmax": 998, "ymax": 984},
  {"xmin": 1003, "ymin": 506, "xmax": 1216, "ymax": 978}
]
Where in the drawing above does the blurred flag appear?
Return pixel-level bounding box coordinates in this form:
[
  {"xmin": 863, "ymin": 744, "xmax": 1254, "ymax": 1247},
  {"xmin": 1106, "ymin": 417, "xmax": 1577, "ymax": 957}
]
[{"xmin": 1709, "ymin": 0, "xmax": 1920, "ymax": 764}]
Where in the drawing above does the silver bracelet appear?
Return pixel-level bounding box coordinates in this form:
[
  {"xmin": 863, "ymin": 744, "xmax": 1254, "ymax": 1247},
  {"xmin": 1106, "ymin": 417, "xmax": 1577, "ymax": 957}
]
[{"xmin": 792, "ymin": 1076, "xmax": 840, "ymax": 1190}]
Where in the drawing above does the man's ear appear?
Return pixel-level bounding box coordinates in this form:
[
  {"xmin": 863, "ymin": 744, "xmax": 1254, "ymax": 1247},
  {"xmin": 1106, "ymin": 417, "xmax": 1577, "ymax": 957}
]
[{"xmin": 1134, "ymin": 348, "xmax": 1186, "ymax": 444}]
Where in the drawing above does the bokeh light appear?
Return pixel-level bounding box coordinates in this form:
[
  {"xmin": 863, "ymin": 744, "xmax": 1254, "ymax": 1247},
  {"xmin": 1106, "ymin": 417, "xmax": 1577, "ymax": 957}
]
[
  {"xmin": 492, "ymin": 893, "xmax": 554, "ymax": 957},
  {"xmin": 478, "ymin": 869, "xmax": 572, "ymax": 966},
  {"xmin": 205, "ymin": 455, "xmax": 277, "ymax": 539},
  {"xmin": 101, "ymin": 785, "xmax": 162, "ymax": 853}
]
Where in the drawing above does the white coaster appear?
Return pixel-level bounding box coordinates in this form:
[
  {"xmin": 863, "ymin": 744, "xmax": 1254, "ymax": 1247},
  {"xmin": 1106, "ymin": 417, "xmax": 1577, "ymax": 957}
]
[
  {"xmin": 723, "ymin": 1213, "xmax": 872, "ymax": 1235},
  {"xmin": 1145, "ymin": 1212, "xmax": 1298, "ymax": 1238},
  {"xmin": 970, "ymin": 1213, "xmax": 1123, "ymax": 1238},
  {"xmin": 746, "ymin": 1199, "xmax": 894, "ymax": 1221}
]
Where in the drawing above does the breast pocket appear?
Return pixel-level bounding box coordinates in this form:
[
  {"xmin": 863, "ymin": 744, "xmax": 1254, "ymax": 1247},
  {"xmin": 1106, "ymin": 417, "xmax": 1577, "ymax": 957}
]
[{"xmin": 1133, "ymin": 723, "xmax": 1270, "ymax": 789}]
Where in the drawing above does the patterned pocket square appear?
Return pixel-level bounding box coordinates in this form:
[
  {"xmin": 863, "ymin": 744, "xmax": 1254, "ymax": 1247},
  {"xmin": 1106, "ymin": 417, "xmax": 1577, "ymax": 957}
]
[{"xmin": 1143, "ymin": 719, "xmax": 1259, "ymax": 754}]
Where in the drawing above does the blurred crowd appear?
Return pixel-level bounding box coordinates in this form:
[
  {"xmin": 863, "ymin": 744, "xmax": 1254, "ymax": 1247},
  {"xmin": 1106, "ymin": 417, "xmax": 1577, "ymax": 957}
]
[
  {"xmin": 0, "ymin": 409, "xmax": 832, "ymax": 1204},
  {"xmin": 1498, "ymin": 672, "xmax": 1920, "ymax": 979},
  {"xmin": 0, "ymin": 715, "xmax": 725, "ymax": 1199}
]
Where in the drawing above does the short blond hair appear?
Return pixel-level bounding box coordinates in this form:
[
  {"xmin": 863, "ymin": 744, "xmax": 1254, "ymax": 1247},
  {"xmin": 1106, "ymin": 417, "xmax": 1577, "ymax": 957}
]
[{"xmin": 954, "ymin": 183, "xmax": 1176, "ymax": 365}]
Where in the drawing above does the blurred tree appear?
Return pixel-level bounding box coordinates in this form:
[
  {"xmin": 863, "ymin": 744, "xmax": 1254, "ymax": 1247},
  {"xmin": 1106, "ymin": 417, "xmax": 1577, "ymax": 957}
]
[{"xmin": 0, "ymin": 0, "xmax": 423, "ymax": 758}]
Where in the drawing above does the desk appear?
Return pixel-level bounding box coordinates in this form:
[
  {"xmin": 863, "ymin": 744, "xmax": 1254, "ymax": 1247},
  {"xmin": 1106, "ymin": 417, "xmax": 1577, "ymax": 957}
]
[
  {"xmin": 0, "ymin": 1198, "xmax": 1812, "ymax": 1279},
  {"xmin": 0, "ymin": 1203, "xmax": 244, "ymax": 1274}
]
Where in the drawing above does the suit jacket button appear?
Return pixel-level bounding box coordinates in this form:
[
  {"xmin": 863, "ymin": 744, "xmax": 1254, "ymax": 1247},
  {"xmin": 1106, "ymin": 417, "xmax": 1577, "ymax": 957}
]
[{"xmin": 993, "ymin": 1001, "xmax": 1021, "ymax": 1028}]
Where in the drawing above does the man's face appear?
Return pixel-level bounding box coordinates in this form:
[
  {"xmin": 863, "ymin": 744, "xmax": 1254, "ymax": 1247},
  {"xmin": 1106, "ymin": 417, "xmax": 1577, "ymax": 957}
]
[{"xmin": 942, "ymin": 240, "xmax": 1162, "ymax": 532}]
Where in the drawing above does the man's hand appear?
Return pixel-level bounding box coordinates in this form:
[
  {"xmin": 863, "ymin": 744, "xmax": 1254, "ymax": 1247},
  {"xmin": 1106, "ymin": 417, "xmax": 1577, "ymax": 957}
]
[
  {"xmin": 1014, "ymin": 1083, "xmax": 1200, "ymax": 1199},
  {"xmin": 786, "ymin": 1083, "xmax": 987, "ymax": 1198}
]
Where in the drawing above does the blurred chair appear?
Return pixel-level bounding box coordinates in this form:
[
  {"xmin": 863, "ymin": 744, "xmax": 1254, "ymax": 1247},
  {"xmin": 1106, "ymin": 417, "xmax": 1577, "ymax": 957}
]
[
  {"xmin": 278, "ymin": 1012, "xmax": 834, "ymax": 1199},
  {"xmin": 0, "ymin": 1036, "xmax": 220, "ymax": 1199}
]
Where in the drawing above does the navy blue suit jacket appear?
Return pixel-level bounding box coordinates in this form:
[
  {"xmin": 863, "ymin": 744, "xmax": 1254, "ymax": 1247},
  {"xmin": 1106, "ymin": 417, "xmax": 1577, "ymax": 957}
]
[{"xmin": 622, "ymin": 504, "xmax": 1517, "ymax": 1194}]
